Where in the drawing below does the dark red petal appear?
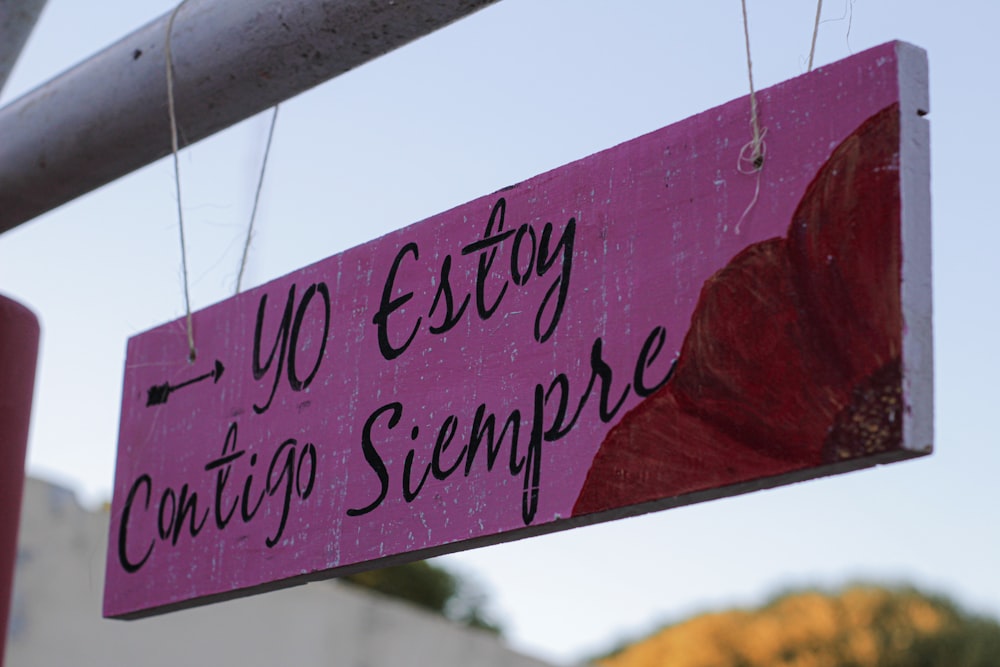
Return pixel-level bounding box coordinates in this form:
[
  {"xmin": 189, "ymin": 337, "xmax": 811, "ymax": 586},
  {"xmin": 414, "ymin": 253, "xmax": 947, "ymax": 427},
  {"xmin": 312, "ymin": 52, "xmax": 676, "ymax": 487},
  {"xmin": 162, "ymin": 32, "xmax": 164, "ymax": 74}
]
[{"xmin": 573, "ymin": 104, "xmax": 904, "ymax": 518}]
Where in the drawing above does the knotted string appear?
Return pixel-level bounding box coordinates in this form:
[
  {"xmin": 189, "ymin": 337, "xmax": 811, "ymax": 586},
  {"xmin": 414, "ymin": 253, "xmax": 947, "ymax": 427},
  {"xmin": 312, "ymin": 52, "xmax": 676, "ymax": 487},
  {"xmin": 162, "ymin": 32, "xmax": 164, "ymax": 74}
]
[
  {"xmin": 735, "ymin": 0, "xmax": 766, "ymax": 232},
  {"xmin": 735, "ymin": 0, "xmax": 826, "ymax": 232}
]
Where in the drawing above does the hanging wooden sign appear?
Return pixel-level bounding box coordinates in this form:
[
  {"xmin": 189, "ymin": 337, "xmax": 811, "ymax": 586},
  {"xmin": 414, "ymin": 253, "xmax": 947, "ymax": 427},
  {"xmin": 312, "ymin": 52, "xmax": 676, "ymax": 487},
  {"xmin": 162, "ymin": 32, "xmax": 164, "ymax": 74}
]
[{"xmin": 105, "ymin": 41, "xmax": 932, "ymax": 619}]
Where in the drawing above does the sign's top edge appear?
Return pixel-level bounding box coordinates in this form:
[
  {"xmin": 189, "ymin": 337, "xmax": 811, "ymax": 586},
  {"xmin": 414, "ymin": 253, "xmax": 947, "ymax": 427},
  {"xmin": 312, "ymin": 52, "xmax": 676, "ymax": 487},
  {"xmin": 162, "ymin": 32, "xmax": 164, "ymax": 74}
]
[{"xmin": 128, "ymin": 40, "xmax": 922, "ymax": 345}]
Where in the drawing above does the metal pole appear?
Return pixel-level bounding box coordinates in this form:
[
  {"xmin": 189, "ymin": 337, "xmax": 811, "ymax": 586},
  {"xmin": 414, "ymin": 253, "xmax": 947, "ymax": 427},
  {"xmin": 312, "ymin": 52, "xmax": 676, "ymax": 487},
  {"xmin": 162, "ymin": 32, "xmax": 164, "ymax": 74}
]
[
  {"xmin": 0, "ymin": 0, "xmax": 500, "ymax": 234},
  {"xmin": 0, "ymin": 0, "xmax": 49, "ymax": 95}
]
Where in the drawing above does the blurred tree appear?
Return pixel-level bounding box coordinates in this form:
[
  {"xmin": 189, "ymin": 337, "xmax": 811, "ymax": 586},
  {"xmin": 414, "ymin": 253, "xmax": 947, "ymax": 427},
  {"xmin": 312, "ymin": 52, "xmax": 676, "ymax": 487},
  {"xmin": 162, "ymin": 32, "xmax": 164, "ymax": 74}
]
[
  {"xmin": 597, "ymin": 584, "xmax": 1000, "ymax": 667},
  {"xmin": 341, "ymin": 560, "xmax": 503, "ymax": 636}
]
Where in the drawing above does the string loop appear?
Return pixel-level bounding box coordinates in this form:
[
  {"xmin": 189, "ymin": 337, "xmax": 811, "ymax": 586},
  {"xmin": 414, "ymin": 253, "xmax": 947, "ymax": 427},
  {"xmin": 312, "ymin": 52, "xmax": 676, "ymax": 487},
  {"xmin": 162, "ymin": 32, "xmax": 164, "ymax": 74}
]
[{"xmin": 739, "ymin": 0, "xmax": 765, "ymax": 173}]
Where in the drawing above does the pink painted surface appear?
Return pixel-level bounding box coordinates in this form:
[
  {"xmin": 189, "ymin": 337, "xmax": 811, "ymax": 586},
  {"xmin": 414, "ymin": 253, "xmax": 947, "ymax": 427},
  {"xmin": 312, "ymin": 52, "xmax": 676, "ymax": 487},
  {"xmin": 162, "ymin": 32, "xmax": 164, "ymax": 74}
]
[
  {"xmin": 105, "ymin": 41, "xmax": 931, "ymax": 618},
  {"xmin": 0, "ymin": 295, "xmax": 40, "ymax": 660}
]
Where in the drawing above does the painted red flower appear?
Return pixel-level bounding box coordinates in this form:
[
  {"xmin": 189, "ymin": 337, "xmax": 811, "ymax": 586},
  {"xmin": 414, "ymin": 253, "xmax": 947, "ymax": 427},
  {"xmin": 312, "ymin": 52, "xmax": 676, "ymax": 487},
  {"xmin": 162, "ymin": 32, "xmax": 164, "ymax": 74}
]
[{"xmin": 573, "ymin": 103, "xmax": 903, "ymax": 517}]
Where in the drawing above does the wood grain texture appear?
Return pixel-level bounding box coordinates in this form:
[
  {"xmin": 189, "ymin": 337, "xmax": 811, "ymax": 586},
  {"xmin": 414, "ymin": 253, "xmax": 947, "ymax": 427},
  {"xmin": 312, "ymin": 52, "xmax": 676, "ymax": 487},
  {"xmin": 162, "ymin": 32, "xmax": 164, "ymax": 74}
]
[{"xmin": 105, "ymin": 42, "xmax": 931, "ymax": 619}]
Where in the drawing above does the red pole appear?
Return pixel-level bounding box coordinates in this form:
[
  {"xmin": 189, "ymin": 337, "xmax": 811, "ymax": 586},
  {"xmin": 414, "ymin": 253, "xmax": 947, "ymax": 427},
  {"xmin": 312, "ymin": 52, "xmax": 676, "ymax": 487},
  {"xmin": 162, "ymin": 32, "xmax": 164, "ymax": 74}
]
[{"xmin": 0, "ymin": 295, "xmax": 39, "ymax": 664}]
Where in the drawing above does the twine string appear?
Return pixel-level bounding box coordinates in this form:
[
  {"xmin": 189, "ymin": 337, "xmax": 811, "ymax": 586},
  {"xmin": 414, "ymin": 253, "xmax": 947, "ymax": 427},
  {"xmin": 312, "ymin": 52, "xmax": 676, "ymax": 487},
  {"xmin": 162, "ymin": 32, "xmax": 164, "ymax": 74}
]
[
  {"xmin": 166, "ymin": 0, "xmax": 280, "ymax": 364},
  {"xmin": 734, "ymin": 129, "xmax": 765, "ymax": 234},
  {"xmin": 735, "ymin": 0, "xmax": 766, "ymax": 233},
  {"xmin": 738, "ymin": 0, "xmax": 765, "ymax": 176},
  {"xmin": 808, "ymin": 0, "xmax": 824, "ymax": 71},
  {"xmin": 821, "ymin": 0, "xmax": 855, "ymax": 55},
  {"xmin": 735, "ymin": 0, "xmax": 824, "ymax": 232},
  {"xmin": 235, "ymin": 105, "xmax": 280, "ymax": 294},
  {"xmin": 166, "ymin": 0, "xmax": 196, "ymax": 362},
  {"xmin": 844, "ymin": 0, "xmax": 855, "ymax": 54}
]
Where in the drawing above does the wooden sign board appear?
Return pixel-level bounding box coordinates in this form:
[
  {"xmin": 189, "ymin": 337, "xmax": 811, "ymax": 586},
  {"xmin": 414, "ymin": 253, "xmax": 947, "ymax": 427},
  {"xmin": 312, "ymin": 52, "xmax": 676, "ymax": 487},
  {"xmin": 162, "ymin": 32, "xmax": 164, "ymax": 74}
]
[{"xmin": 105, "ymin": 41, "xmax": 931, "ymax": 618}]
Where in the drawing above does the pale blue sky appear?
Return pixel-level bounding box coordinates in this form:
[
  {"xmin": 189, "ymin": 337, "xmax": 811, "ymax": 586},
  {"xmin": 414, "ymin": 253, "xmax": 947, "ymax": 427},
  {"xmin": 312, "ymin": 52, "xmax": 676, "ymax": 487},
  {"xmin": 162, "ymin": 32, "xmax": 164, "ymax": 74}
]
[{"xmin": 2, "ymin": 1, "xmax": 998, "ymax": 664}]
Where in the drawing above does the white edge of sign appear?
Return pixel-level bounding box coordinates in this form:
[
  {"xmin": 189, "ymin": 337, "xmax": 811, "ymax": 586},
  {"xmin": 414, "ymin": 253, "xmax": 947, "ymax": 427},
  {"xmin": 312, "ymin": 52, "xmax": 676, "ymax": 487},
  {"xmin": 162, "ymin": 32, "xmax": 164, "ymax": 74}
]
[{"xmin": 898, "ymin": 41, "xmax": 934, "ymax": 456}]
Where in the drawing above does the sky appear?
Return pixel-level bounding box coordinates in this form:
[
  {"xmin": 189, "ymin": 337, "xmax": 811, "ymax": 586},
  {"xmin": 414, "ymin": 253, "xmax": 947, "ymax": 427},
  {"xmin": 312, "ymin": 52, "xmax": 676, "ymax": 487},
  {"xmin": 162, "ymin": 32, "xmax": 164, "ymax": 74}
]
[{"xmin": 1, "ymin": 0, "xmax": 999, "ymax": 664}]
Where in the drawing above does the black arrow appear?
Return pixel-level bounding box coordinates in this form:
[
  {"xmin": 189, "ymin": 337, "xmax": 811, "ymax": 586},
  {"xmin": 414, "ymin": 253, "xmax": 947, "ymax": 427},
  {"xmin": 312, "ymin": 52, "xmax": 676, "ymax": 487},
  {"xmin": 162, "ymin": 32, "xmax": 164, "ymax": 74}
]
[{"xmin": 146, "ymin": 359, "xmax": 225, "ymax": 407}]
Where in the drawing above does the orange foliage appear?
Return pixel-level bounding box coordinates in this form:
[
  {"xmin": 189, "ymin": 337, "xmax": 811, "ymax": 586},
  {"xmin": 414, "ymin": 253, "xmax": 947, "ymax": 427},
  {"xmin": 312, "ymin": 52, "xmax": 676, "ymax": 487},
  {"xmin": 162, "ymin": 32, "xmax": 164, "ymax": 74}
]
[{"xmin": 598, "ymin": 585, "xmax": 985, "ymax": 667}]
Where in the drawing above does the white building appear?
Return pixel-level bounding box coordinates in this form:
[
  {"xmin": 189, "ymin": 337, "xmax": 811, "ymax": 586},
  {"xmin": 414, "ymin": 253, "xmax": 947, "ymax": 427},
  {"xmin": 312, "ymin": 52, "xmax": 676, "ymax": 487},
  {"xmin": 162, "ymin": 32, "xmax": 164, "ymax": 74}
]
[{"xmin": 6, "ymin": 477, "xmax": 560, "ymax": 667}]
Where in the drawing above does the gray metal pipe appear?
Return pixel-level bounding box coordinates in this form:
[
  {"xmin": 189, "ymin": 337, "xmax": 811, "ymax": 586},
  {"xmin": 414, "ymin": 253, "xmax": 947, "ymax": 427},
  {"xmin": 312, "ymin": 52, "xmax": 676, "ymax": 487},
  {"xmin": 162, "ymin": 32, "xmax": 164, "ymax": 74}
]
[
  {"xmin": 0, "ymin": 0, "xmax": 500, "ymax": 233},
  {"xmin": 0, "ymin": 0, "xmax": 49, "ymax": 94}
]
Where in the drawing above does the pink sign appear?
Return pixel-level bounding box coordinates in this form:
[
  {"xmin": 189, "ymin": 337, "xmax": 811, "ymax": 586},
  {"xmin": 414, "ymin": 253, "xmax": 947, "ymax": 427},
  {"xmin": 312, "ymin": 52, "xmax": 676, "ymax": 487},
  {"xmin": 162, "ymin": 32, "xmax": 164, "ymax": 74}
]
[{"xmin": 105, "ymin": 41, "xmax": 932, "ymax": 618}]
